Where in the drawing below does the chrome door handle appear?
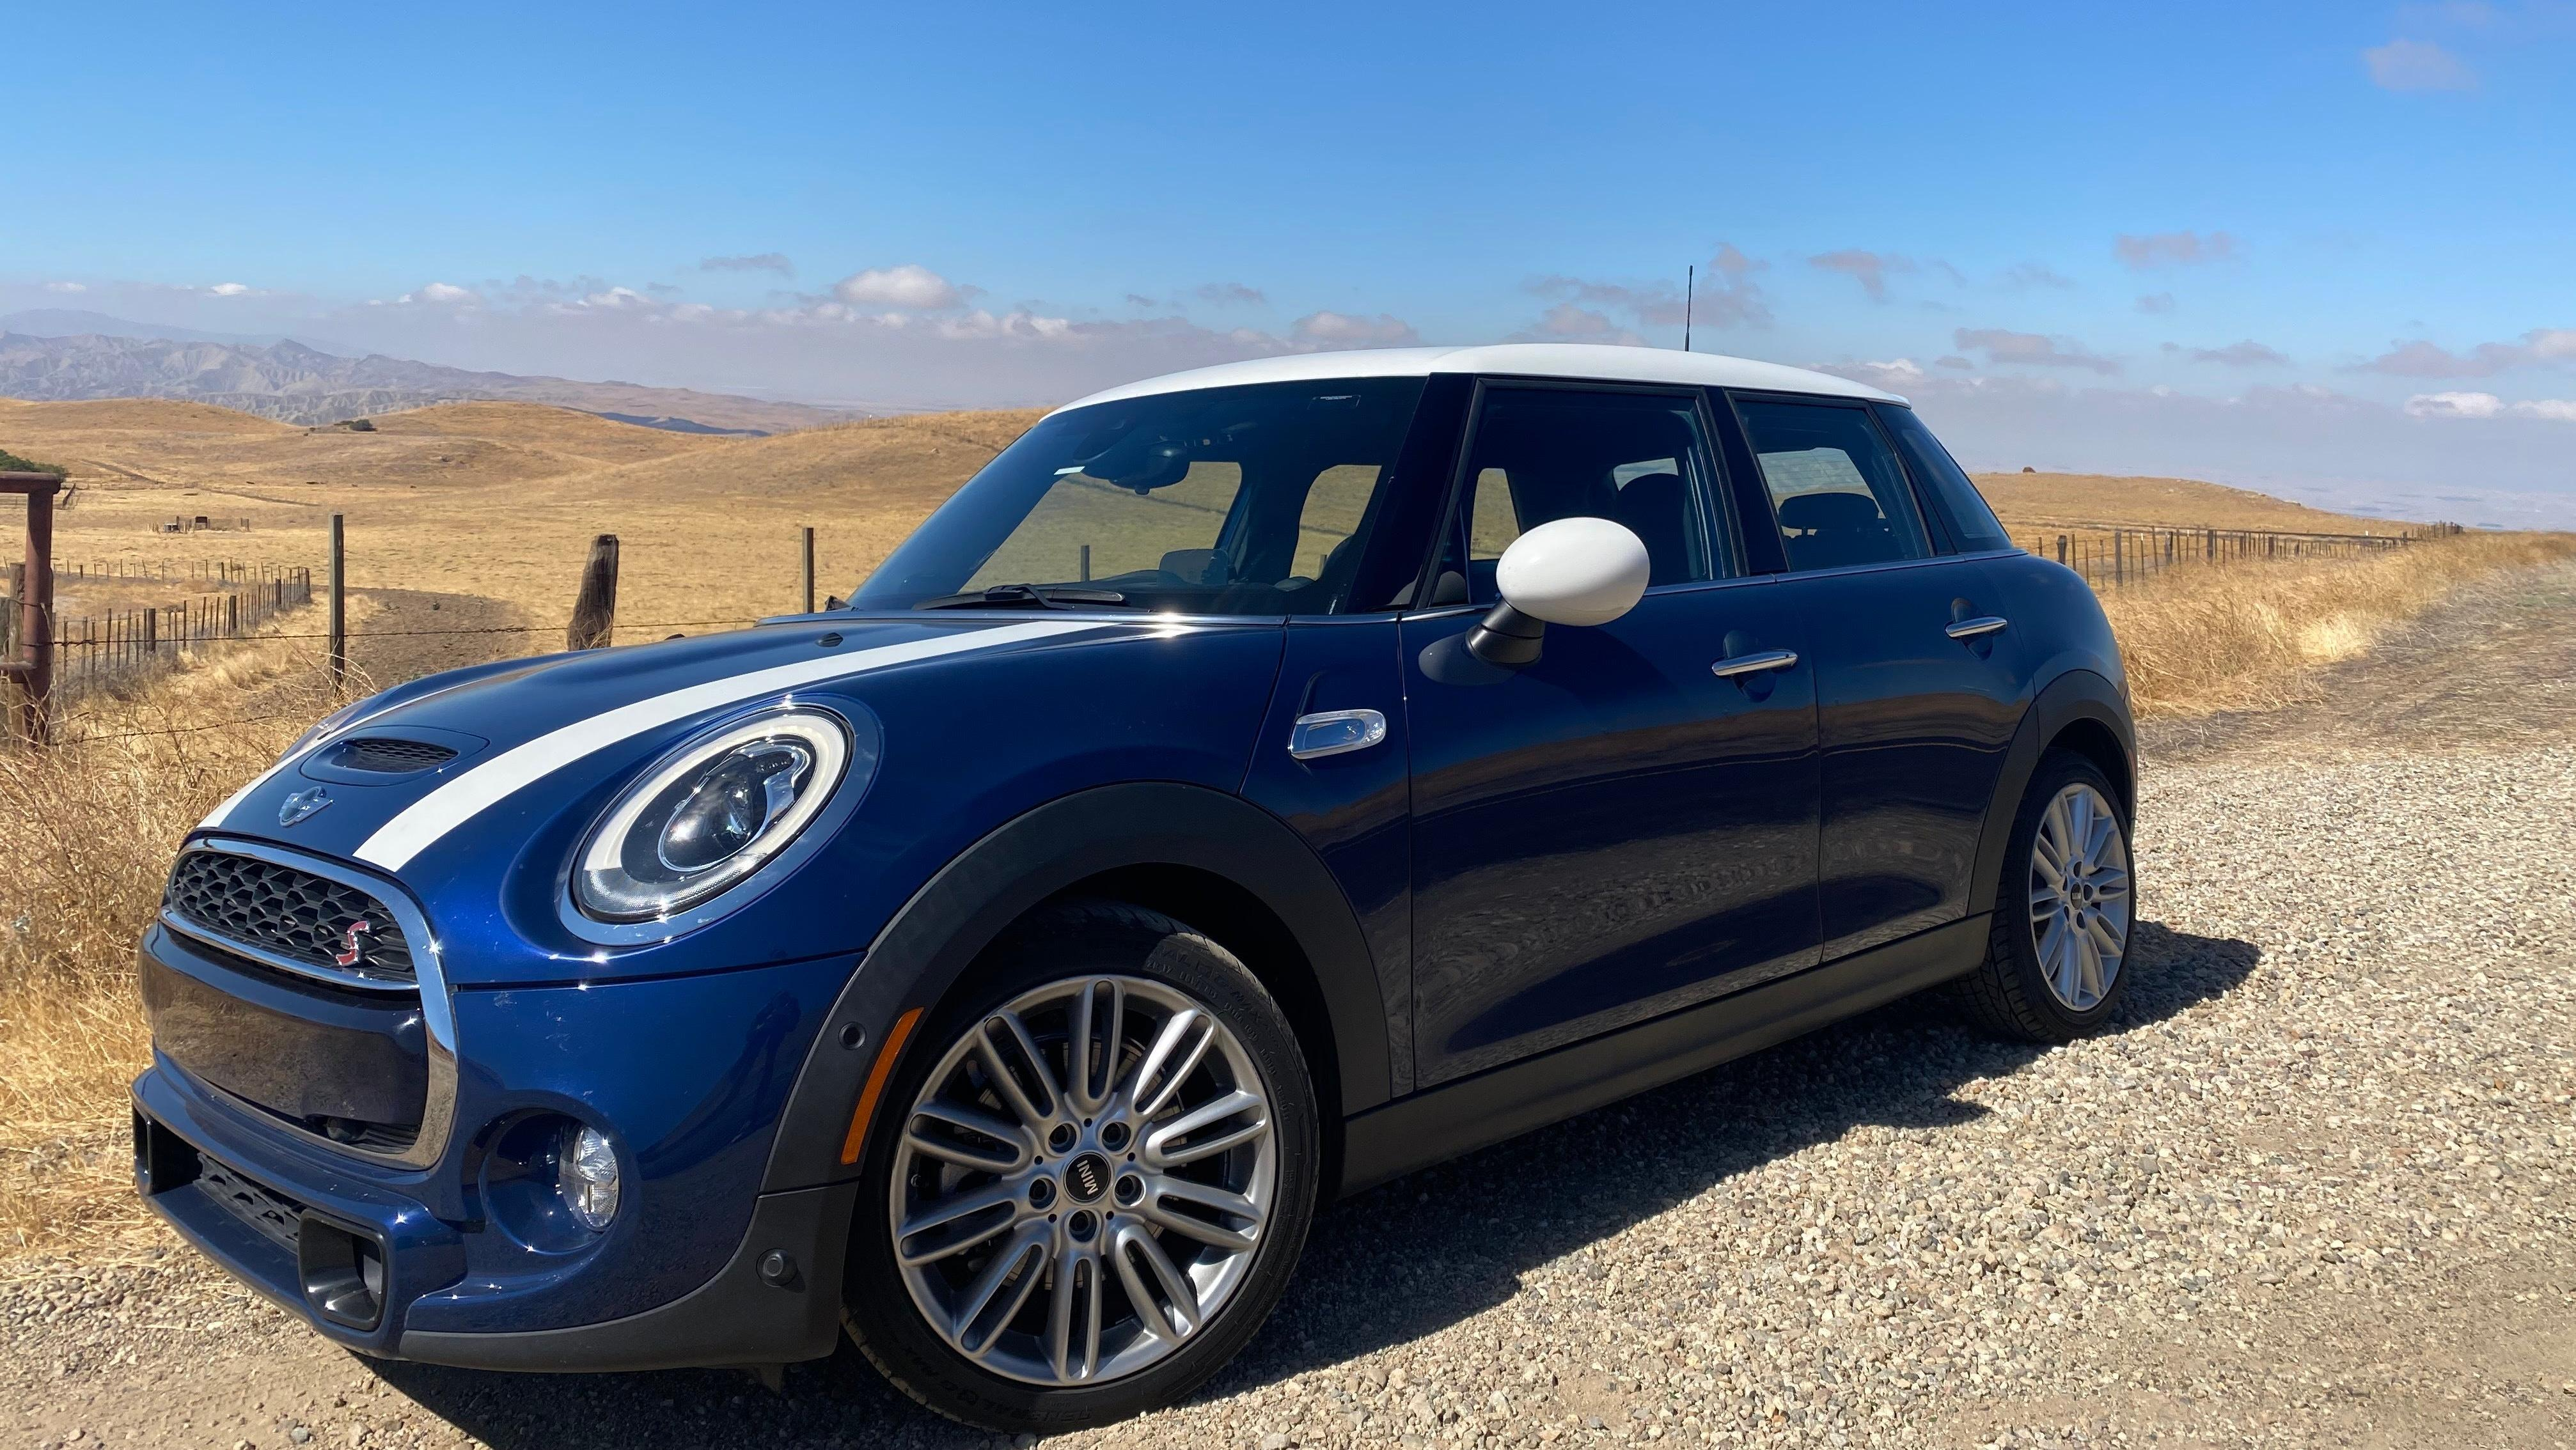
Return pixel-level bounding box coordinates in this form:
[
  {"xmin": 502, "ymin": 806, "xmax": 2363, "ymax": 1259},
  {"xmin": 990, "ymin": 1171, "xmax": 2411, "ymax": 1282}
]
[
  {"xmin": 1287, "ymin": 708, "xmax": 1387, "ymax": 760},
  {"xmin": 1710, "ymin": 648, "xmax": 1799, "ymax": 679},
  {"xmin": 1945, "ymin": 616, "xmax": 2009, "ymax": 641}
]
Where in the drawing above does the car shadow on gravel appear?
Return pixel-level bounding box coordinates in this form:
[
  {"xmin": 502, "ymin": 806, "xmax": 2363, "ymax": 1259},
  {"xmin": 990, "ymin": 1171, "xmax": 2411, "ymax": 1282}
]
[{"xmin": 367, "ymin": 918, "xmax": 2258, "ymax": 1450}]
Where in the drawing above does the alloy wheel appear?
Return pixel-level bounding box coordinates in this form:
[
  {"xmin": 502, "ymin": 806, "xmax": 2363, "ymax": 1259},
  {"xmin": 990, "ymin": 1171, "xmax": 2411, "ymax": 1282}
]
[
  {"xmin": 888, "ymin": 974, "xmax": 1277, "ymax": 1387},
  {"xmin": 2027, "ymin": 781, "xmax": 2132, "ymax": 1011}
]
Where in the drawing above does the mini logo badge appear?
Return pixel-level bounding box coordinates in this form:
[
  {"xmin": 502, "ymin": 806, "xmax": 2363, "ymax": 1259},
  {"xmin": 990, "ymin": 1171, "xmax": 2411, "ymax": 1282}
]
[
  {"xmin": 278, "ymin": 787, "xmax": 333, "ymax": 827},
  {"xmin": 1065, "ymin": 1152, "xmax": 1109, "ymax": 1204},
  {"xmin": 334, "ymin": 919, "xmax": 373, "ymax": 968}
]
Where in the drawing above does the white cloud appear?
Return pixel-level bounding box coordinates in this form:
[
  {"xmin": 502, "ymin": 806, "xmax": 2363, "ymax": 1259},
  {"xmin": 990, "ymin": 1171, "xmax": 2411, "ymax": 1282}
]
[
  {"xmin": 44, "ymin": 281, "xmax": 86, "ymax": 294},
  {"xmin": 2135, "ymin": 292, "xmax": 2178, "ymax": 315},
  {"xmin": 208, "ymin": 282, "xmax": 253, "ymax": 297},
  {"xmin": 2406, "ymin": 390, "xmax": 2576, "ymax": 420},
  {"xmin": 2181, "ymin": 339, "xmax": 2293, "ymax": 367},
  {"xmin": 1289, "ymin": 311, "xmax": 1419, "ymax": 347},
  {"xmin": 832, "ymin": 264, "xmax": 963, "ymax": 310},
  {"xmin": 1510, "ymin": 302, "xmax": 1645, "ymax": 347},
  {"xmin": 1809, "ymin": 250, "xmax": 1917, "ymax": 302},
  {"xmin": 1837, "ymin": 358, "xmax": 1928, "ymax": 391},
  {"xmin": 2364, "ymin": 38, "xmax": 2478, "ymax": 91},
  {"xmin": 2115, "ymin": 231, "xmax": 2240, "ymax": 269},
  {"xmin": 1954, "ymin": 327, "xmax": 2121, "ymax": 375},
  {"xmin": 420, "ymin": 282, "xmax": 477, "ymax": 304},
  {"xmin": 2360, "ymin": 326, "xmax": 2576, "ymax": 377},
  {"xmin": 700, "ymin": 253, "xmax": 794, "ymax": 277}
]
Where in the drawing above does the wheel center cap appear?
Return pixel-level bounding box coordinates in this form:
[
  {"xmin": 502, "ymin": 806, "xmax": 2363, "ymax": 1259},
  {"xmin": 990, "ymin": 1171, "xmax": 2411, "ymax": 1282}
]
[{"xmin": 1065, "ymin": 1152, "xmax": 1110, "ymax": 1204}]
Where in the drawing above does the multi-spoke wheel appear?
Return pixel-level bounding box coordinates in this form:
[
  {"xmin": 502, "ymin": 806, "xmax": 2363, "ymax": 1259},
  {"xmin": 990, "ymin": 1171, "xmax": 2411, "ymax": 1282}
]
[
  {"xmin": 842, "ymin": 901, "xmax": 1318, "ymax": 1432},
  {"xmin": 1959, "ymin": 749, "xmax": 2137, "ymax": 1041},
  {"xmin": 2026, "ymin": 780, "xmax": 2131, "ymax": 1011}
]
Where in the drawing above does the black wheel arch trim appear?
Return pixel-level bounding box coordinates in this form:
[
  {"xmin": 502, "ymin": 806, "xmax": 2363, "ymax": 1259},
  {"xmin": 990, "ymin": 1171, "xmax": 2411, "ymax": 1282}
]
[
  {"xmin": 758, "ymin": 781, "xmax": 1390, "ymax": 1201},
  {"xmin": 1966, "ymin": 668, "xmax": 2135, "ymax": 920}
]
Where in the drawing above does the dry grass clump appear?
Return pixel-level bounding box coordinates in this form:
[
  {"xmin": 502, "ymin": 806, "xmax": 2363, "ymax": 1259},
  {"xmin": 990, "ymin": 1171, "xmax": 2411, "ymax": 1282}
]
[
  {"xmin": 0, "ymin": 610, "xmax": 360, "ymax": 1265},
  {"xmin": 2103, "ymin": 530, "xmax": 2576, "ymax": 716}
]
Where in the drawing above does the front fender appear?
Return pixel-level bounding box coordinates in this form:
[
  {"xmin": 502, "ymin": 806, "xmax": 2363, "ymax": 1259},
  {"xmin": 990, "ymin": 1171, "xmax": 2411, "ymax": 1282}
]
[{"xmin": 757, "ymin": 781, "xmax": 1392, "ymax": 1198}]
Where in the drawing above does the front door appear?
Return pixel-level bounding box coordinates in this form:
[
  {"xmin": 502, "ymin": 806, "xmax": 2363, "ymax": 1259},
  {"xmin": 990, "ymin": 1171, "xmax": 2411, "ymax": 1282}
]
[{"xmin": 1402, "ymin": 383, "xmax": 1823, "ymax": 1087}]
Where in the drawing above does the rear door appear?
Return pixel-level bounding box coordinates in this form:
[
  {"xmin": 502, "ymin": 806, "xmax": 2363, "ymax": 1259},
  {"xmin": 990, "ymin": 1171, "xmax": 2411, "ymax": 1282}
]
[
  {"xmin": 1402, "ymin": 382, "xmax": 1823, "ymax": 1086},
  {"xmin": 1721, "ymin": 393, "xmax": 2024, "ymax": 960}
]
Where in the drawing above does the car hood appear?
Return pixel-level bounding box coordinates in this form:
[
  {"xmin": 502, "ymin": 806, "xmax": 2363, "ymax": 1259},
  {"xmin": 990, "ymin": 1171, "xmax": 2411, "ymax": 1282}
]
[{"xmin": 192, "ymin": 612, "xmax": 1179, "ymax": 873}]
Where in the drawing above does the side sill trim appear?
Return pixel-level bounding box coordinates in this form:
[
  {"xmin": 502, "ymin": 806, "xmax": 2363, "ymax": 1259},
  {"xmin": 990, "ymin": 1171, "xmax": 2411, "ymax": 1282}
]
[{"xmin": 1335, "ymin": 915, "xmax": 1984, "ymax": 1196}]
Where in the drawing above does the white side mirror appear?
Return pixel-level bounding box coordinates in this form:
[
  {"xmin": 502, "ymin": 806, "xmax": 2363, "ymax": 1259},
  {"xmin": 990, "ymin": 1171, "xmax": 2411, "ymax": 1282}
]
[
  {"xmin": 1495, "ymin": 517, "xmax": 1651, "ymax": 626},
  {"xmin": 1467, "ymin": 517, "xmax": 1651, "ymax": 667}
]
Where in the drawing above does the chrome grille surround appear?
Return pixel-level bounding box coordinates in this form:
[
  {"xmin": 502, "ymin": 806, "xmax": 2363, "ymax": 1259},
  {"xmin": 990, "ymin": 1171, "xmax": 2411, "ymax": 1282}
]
[{"xmin": 158, "ymin": 838, "xmax": 458, "ymax": 1171}]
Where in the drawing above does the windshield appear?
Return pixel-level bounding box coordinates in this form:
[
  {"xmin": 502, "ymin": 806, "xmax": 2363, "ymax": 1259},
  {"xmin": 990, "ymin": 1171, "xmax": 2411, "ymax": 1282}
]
[{"xmin": 851, "ymin": 377, "xmax": 1427, "ymax": 615}]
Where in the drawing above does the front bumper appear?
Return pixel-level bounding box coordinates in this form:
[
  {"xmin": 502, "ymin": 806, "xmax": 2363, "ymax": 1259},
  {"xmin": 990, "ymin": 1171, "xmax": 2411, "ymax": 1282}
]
[{"xmin": 133, "ymin": 926, "xmax": 866, "ymax": 1369}]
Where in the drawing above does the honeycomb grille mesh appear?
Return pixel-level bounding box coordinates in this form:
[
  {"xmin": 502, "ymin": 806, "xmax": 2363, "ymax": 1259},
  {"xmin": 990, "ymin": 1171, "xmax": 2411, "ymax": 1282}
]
[
  {"xmin": 164, "ymin": 852, "xmax": 416, "ymax": 985},
  {"xmin": 327, "ymin": 737, "xmax": 458, "ymax": 774}
]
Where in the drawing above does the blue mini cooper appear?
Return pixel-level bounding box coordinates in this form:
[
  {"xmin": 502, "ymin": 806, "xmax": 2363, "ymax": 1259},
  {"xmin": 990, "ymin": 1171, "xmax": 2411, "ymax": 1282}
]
[{"xmin": 134, "ymin": 344, "xmax": 2134, "ymax": 1431}]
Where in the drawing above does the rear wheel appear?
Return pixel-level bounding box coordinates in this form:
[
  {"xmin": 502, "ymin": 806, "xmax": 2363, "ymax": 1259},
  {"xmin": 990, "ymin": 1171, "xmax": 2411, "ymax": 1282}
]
[
  {"xmin": 1958, "ymin": 749, "xmax": 2134, "ymax": 1041},
  {"xmin": 843, "ymin": 900, "xmax": 1319, "ymax": 1432}
]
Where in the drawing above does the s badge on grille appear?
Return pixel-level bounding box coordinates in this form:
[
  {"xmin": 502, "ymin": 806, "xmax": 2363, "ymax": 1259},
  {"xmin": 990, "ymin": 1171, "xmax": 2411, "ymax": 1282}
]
[
  {"xmin": 278, "ymin": 787, "xmax": 333, "ymax": 827},
  {"xmin": 334, "ymin": 919, "xmax": 373, "ymax": 968}
]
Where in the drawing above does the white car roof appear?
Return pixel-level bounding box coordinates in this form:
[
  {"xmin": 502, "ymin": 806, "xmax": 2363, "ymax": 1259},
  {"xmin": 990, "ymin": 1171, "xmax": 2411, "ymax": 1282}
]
[{"xmin": 1051, "ymin": 343, "xmax": 1904, "ymax": 414}]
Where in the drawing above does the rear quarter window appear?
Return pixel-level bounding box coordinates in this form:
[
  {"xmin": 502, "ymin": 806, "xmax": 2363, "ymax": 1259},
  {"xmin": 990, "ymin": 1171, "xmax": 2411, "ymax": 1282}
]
[{"xmin": 1876, "ymin": 405, "xmax": 2013, "ymax": 552}]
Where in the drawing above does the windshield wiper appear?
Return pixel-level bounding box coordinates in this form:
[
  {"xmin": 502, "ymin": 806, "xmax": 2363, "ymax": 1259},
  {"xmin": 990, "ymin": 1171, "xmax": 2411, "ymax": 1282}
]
[{"xmin": 912, "ymin": 583, "xmax": 1136, "ymax": 611}]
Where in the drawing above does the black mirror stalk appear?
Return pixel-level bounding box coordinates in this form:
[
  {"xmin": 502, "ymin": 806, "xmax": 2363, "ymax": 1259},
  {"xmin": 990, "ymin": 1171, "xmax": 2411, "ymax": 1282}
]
[{"xmin": 1465, "ymin": 602, "xmax": 1546, "ymax": 668}]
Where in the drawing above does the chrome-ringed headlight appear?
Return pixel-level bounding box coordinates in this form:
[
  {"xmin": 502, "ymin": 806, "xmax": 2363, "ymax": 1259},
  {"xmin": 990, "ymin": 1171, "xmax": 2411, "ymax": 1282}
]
[{"xmin": 573, "ymin": 708, "xmax": 853, "ymax": 924}]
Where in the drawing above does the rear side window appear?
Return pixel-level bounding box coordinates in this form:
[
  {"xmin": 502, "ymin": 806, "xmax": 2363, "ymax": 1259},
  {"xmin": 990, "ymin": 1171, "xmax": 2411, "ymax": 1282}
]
[
  {"xmin": 1438, "ymin": 387, "xmax": 1731, "ymax": 605},
  {"xmin": 1878, "ymin": 405, "xmax": 2013, "ymax": 552},
  {"xmin": 1736, "ymin": 400, "xmax": 1930, "ymax": 572}
]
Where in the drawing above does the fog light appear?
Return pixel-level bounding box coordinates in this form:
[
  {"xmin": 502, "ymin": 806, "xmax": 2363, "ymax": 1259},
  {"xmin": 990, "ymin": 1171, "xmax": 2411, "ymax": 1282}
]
[{"xmin": 561, "ymin": 1123, "xmax": 620, "ymax": 1231}]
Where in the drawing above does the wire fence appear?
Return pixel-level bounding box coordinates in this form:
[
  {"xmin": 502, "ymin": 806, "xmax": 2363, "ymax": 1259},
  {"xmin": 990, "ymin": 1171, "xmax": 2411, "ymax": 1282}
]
[
  {"xmin": 2, "ymin": 563, "xmax": 313, "ymax": 694},
  {"xmin": 2013, "ymin": 522, "xmax": 2443, "ymax": 591}
]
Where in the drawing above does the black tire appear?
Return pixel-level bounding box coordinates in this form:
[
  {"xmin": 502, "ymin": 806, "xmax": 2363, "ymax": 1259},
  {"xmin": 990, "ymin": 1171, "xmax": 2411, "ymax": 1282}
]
[
  {"xmin": 1957, "ymin": 748, "xmax": 2135, "ymax": 1043},
  {"xmin": 842, "ymin": 899, "xmax": 1320, "ymax": 1433}
]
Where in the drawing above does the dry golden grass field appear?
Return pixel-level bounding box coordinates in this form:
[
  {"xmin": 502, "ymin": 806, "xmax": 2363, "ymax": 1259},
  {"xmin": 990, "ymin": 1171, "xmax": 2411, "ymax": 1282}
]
[{"xmin": 0, "ymin": 396, "xmax": 2569, "ymax": 1271}]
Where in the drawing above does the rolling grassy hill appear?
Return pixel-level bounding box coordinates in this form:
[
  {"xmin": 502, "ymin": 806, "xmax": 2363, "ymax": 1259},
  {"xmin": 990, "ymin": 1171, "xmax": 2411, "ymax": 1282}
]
[{"xmin": 3, "ymin": 396, "xmax": 2427, "ymax": 643}]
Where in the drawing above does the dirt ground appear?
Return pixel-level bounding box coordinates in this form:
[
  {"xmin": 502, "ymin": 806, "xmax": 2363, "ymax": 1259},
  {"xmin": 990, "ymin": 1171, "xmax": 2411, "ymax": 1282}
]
[{"xmin": 4, "ymin": 566, "xmax": 2573, "ymax": 1450}]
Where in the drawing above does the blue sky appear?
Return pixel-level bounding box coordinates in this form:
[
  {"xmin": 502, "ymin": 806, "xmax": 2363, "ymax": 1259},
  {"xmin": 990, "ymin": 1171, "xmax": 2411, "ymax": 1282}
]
[{"xmin": 7, "ymin": 1, "xmax": 2575, "ymax": 523}]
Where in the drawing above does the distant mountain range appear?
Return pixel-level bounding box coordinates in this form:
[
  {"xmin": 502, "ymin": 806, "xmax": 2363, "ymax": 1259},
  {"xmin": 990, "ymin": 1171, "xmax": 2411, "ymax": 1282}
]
[{"xmin": 0, "ymin": 316, "xmax": 854, "ymax": 435}]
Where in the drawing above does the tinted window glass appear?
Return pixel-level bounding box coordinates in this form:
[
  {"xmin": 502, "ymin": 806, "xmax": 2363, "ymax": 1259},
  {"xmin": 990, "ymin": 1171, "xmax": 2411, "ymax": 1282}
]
[
  {"xmin": 854, "ymin": 378, "xmax": 1425, "ymax": 615},
  {"xmin": 1438, "ymin": 388, "xmax": 1727, "ymax": 605},
  {"xmin": 1737, "ymin": 400, "xmax": 1930, "ymax": 572},
  {"xmin": 1878, "ymin": 405, "xmax": 2012, "ymax": 551}
]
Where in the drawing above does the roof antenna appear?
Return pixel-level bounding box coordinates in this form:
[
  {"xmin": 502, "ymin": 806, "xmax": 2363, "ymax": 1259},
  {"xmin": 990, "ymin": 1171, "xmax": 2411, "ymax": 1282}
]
[{"xmin": 1683, "ymin": 265, "xmax": 1694, "ymax": 352}]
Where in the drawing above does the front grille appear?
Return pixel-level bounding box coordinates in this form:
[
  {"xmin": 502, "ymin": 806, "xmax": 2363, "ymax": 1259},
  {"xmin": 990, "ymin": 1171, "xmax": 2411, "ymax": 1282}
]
[
  {"xmin": 194, "ymin": 1153, "xmax": 306, "ymax": 1256},
  {"xmin": 326, "ymin": 737, "xmax": 458, "ymax": 774},
  {"xmin": 164, "ymin": 851, "xmax": 416, "ymax": 986}
]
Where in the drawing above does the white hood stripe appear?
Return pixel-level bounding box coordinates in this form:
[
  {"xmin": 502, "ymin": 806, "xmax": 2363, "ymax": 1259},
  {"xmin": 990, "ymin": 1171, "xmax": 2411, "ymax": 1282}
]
[{"xmin": 349, "ymin": 620, "xmax": 1104, "ymax": 871}]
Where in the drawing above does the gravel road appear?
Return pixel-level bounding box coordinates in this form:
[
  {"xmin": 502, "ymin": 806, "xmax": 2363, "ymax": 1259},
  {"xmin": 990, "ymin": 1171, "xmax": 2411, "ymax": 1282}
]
[{"xmin": 8, "ymin": 564, "xmax": 2573, "ymax": 1450}]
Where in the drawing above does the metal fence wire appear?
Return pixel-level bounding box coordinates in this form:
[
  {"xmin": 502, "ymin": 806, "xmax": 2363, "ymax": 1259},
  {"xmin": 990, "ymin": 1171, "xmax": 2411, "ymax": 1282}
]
[
  {"xmin": 2014, "ymin": 522, "xmax": 2438, "ymax": 591},
  {"xmin": 1, "ymin": 561, "xmax": 313, "ymax": 693}
]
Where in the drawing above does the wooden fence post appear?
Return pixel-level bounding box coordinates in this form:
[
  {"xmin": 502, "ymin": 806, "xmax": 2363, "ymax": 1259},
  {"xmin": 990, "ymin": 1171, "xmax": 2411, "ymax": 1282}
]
[
  {"xmin": 568, "ymin": 534, "xmax": 621, "ymax": 650},
  {"xmin": 3, "ymin": 474, "xmax": 58, "ymax": 744},
  {"xmin": 800, "ymin": 526, "xmax": 816, "ymax": 614},
  {"xmin": 328, "ymin": 514, "xmax": 347, "ymax": 685}
]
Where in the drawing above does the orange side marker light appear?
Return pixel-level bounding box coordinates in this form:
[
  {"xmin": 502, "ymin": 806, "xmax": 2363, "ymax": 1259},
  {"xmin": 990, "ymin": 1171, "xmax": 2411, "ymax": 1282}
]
[{"xmin": 840, "ymin": 1006, "xmax": 923, "ymax": 1165}]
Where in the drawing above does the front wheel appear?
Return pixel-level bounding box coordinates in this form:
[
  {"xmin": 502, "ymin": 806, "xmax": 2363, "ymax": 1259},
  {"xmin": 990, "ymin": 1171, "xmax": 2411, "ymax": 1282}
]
[
  {"xmin": 1958, "ymin": 749, "xmax": 2135, "ymax": 1042},
  {"xmin": 843, "ymin": 900, "xmax": 1319, "ymax": 1432}
]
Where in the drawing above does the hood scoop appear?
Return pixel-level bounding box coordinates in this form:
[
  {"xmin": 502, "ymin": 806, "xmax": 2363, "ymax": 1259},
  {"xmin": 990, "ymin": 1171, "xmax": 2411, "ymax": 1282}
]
[
  {"xmin": 299, "ymin": 724, "xmax": 489, "ymax": 787},
  {"xmin": 329, "ymin": 737, "xmax": 459, "ymax": 774}
]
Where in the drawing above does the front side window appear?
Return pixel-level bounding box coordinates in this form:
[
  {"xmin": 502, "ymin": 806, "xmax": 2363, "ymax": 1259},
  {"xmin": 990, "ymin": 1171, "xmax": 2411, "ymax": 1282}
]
[
  {"xmin": 853, "ymin": 378, "xmax": 1425, "ymax": 615},
  {"xmin": 1736, "ymin": 399, "xmax": 1931, "ymax": 572},
  {"xmin": 1434, "ymin": 387, "xmax": 1729, "ymax": 605}
]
